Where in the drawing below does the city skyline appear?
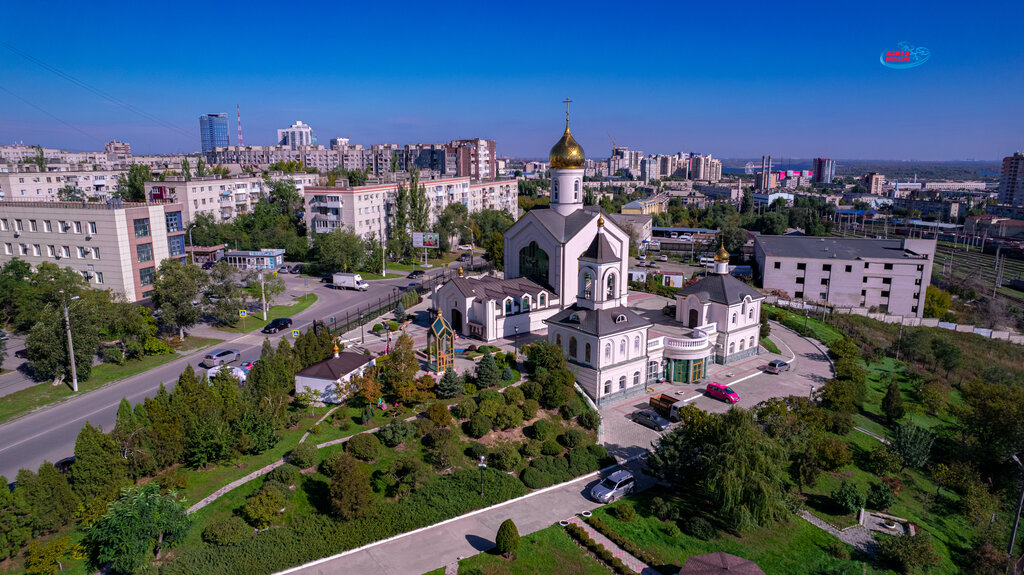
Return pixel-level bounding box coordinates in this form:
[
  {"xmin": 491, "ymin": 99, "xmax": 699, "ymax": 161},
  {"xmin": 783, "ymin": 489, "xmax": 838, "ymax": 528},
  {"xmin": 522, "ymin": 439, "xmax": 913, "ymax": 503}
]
[{"xmin": 0, "ymin": 0, "xmax": 1021, "ymax": 160}]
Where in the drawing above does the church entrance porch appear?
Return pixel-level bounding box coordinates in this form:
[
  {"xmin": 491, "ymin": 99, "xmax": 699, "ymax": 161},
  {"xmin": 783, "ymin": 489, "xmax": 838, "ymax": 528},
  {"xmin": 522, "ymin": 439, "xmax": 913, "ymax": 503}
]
[{"xmin": 663, "ymin": 357, "xmax": 708, "ymax": 384}]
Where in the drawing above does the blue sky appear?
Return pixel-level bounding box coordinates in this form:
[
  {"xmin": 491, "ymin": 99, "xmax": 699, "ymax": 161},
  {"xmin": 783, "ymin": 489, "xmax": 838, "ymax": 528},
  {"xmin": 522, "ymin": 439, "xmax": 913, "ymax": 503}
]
[{"xmin": 1, "ymin": 0, "xmax": 1021, "ymax": 160}]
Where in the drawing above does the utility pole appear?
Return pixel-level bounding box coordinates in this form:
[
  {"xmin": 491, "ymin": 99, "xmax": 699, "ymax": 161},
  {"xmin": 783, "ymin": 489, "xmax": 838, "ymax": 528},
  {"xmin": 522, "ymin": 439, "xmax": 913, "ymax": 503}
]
[
  {"xmin": 994, "ymin": 245, "xmax": 1003, "ymax": 298},
  {"xmin": 60, "ymin": 291, "xmax": 79, "ymax": 392},
  {"xmin": 260, "ymin": 271, "xmax": 267, "ymax": 320}
]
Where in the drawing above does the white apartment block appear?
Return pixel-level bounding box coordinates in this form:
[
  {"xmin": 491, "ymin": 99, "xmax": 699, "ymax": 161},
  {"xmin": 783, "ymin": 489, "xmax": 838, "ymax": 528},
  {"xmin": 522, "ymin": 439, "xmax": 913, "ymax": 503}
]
[
  {"xmin": 754, "ymin": 236, "xmax": 936, "ymax": 317},
  {"xmin": 277, "ymin": 121, "xmax": 316, "ymax": 149},
  {"xmin": 0, "ymin": 165, "xmax": 126, "ymax": 202},
  {"xmin": 0, "ymin": 201, "xmax": 188, "ymax": 301},
  {"xmin": 305, "ymin": 177, "xmax": 519, "ymax": 242},
  {"xmin": 145, "ymin": 174, "xmax": 266, "ymax": 223}
]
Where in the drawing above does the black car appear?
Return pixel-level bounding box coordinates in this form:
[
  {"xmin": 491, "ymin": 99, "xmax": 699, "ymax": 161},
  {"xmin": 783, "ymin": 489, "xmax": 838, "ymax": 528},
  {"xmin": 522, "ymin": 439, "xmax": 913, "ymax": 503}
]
[
  {"xmin": 262, "ymin": 318, "xmax": 293, "ymax": 334},
  {"xmin": 201, "ymin": 261, "xmax": 215, "ymax": 270},
  {"xmin": 407, "ymin": 270, "xmax": 426, "ymax": 279},
  {"xmin": 290, "ymin": 264, "xmax": 304, "ymax": 274},
  {"xmin": 632, "ymin": 409, "xmax": 671, "ymax": 432}
]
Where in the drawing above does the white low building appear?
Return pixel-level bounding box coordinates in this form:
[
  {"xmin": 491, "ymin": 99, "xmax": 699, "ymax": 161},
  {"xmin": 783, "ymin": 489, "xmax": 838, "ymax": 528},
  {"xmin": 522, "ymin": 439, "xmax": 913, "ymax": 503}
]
[{"xmin": 294, "ymin": 350, "xmax": 376, "ymax": 403}]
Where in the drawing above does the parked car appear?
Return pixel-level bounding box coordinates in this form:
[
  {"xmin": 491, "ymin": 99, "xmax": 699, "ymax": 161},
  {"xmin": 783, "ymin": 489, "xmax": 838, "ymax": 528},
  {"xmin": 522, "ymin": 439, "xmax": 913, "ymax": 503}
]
[
  {"xmin": 319, "ymin": 274, "xmax": 333, "ymax": 283},
  {"xmin": 201, "ymin": 261, "xmax": 215, "ymax": 270},
  {"xmin": 659, "ymin": 255, "xmax": 668, "ymax": 262},
  {"xmin": 637, "ymin": 254, "xmax": 647, "ymax": 261},
  {"xmin": 278, "ymin": 266, "xmax": 291, "ymax": 274},
  {"xmin": 262, "ymin": 317, "xmax": 293, "ymax": 334},
  {"xmin": 407, "ymin": 270, "xmax": 426, "ymax": 279},
  {"xmin": 201, "ymin": 349, "xmax": 240, "ymax": 368},
  {"xmin": 290, "ymin": 264, "xmax": 304, "ymax": 274},
  {"xmin": 632, "ymin": 409, "xmax": 671, "ymax": 431},
  {"xmin": 207, "ymin": 365, "xmax": 247, "ymax": 382},
  {"xmin": 590, "ymin": 470, "xmax": 636, "ymax": 503},
  {"xmin": 706, "ymin": 382, "xmax": 739, "ymax": 403},
  {"xmin": 766, "ymin": 359, "xmax": 790, "ymax": 374},
  {"xmin": 457, "ymin": 252, "xmax": 472, "ymax": 261},
  {"xmin": 457, "ymin": 244, "xmax": 473, "ymax": 251},
  {"xmin": 0, "ymin": 330, "xmax": 7, "ymax": 341},
  {"xmin": 239, "ymin": 359, "xmax": 258, "ymax": 372}
]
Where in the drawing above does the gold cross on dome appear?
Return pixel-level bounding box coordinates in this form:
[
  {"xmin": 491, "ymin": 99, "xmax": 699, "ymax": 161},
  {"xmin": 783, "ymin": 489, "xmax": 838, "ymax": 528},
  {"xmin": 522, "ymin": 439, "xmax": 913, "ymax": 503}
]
[{"xmin": 562, "ymin": 97, "xmax": 573, "ymax": 121}]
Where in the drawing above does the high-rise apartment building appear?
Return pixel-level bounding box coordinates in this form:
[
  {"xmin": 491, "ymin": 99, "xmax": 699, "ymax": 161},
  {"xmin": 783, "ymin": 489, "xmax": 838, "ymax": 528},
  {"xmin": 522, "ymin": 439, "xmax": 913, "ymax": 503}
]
[
  {"xmin": 689, "ymin": 154, "xmax": 722, "ymax": 182},
  {"xmin": 862, "ymin": 172, "xmax": 885, "ymax": 195},
  {"xmin": 199, "ymin": 114, "xmax": 230, "ymax": 153},
  {"xmin": 0, "ymin": 200, "xmax": 187, "ymax": 301},
  {"xmin": 277, "ymin": 121, "xmax": 316, "ymax": 150},
  {"xmin": 999, "ymin": 152, "xmax": 1024, "ymax": 207},
  {"xmin": 812, "ymin": 158, "xmax": 835, "ymax": 184},
  {"xmin": 104, "ymin": 141, "xmax": 131, "ymax": 156}
]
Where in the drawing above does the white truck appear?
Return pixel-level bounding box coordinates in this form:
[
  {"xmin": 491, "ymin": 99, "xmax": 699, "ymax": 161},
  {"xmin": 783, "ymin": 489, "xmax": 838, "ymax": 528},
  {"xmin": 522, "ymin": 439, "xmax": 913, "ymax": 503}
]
[{"xmin": 332, "ymin": 272, "xmax": 369, "ymax": 291}]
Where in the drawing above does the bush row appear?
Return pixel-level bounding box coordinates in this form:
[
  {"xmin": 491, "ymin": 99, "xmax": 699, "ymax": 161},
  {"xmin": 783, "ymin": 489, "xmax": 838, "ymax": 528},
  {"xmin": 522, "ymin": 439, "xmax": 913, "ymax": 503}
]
[
  {"xmin": 584, "ymin": 515, "xmax": 658, "ymax": 566},
  {"xmin": 564, "ymin": 522, "xmax": 636, "ymax": 575}
]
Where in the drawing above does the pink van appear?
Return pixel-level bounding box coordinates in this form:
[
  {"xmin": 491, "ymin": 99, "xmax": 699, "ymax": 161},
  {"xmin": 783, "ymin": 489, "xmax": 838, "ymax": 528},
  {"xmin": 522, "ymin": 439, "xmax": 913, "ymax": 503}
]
[{"xmin": 706, "ymin": 382, "xmax": 739, "ymax": 404}]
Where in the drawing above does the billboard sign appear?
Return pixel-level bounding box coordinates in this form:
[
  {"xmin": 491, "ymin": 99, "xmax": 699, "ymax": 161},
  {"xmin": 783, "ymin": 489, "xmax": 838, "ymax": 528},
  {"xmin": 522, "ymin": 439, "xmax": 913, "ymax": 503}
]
[{"xmin": 412, "ymin": 232, "xmax": 440, "ymax": 248}]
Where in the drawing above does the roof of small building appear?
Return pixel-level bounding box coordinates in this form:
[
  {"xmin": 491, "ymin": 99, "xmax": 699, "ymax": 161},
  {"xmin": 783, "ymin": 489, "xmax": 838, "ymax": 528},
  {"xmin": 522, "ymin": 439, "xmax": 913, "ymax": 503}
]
[
  {"xmin": 754, "ymin": 236, "xmax": 931, "ymax": 261},
  {"xmin": 296, "ymin": 352, "xmax": 374, "ymax": 381},
  {"xmin": 545, "ymin": 304, "xmax": 650, "ymax": 336},
  {"xmin": 447, "ymin": 276, "xmax": 551, "ymax": 302},
  {"xmin": 677, "ymin": 273, "xmax": 764, "ymax": 306},
  {"xmin": 580, "ymin": 232, "xmax": 618, "ymax": 263}
]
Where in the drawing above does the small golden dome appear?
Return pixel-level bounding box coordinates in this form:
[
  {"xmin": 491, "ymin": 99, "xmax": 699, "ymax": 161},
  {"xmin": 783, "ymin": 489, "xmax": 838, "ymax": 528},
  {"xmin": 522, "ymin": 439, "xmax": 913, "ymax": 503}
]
[
  {"xmin": 597, "ymin": 215, "xmax": 605, "ymax": 227},
  {"xmin": 714, "ymin": 237, "xmax": 730, "ymax": 263},
  {"xmin": 549, "ymin": 124, "xmax": 585, "ymax": 169}
]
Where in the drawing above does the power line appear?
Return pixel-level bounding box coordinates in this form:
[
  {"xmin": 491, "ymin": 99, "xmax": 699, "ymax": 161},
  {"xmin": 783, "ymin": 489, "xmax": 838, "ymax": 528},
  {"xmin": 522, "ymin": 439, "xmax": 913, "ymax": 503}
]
[
  {"xmin": 0, "ymin": 41, "xmax": 194, "ymax": 140},
  {"xmin": 0, "ymin": 85, "xmax": 101, "ymax": 143}
]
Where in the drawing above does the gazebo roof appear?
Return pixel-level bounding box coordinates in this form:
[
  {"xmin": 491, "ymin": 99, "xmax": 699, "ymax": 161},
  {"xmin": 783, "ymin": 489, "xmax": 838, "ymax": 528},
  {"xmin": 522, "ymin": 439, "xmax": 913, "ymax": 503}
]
[{"xmin": 430, "ymin": 314, "xmax": 454, "ymax": 338}]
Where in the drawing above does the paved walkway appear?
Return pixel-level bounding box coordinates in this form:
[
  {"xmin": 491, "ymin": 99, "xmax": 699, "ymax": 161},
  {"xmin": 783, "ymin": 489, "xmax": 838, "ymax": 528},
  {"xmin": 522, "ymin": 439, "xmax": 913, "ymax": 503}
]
[
  {"xmin": 853, "ymin": 426, "xmax": 889, "ymax": 444},
  {"xmin": 799, "ymin": 510, "xmax": 877, "ymax": 556},
  {"xmin": 566, "ymin": 516, "xmax": 655, "ymax": 574}
]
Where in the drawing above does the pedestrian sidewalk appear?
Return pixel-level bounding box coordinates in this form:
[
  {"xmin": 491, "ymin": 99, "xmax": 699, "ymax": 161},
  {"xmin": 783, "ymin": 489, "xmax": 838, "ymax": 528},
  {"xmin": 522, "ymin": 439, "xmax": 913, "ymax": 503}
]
[{"xmin": 566, "ymin": 516, "xmax": 656, "ymax": 574}]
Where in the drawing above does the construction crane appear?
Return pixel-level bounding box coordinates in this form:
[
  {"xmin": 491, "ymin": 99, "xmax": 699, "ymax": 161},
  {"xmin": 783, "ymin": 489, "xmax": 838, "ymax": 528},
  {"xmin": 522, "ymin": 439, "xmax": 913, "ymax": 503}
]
[{"xmin": 606, "ymin": 131, "xmax": 616, "ymax": 156}]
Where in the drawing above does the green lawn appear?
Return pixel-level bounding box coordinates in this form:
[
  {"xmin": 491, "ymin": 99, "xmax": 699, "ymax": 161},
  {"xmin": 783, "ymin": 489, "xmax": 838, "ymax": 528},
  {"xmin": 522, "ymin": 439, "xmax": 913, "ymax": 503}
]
[
  {"xmin": 589, "ymin": 489, "xmax": 857, "ymax": 575},
  {"xmin": 215, "ymin": 294, "xmax": 318, "ymax": 334},
  {"xmin": 764, "ymin": 305, "xmax": 843, "ymax": 345},
  {"xmin": 760, "ymin": 337, "xmax": 781, "ymax": 355},
  {"xmin": 385, "ymin": 252, "xmax": 464, "ymax": 273},
  {"xmin": 0, "ymin": 336, "xmax": 223, "ymax": 425},
  {"xmin": 457, "ymin": 524, "xmax": 609, "ymax": 575}
]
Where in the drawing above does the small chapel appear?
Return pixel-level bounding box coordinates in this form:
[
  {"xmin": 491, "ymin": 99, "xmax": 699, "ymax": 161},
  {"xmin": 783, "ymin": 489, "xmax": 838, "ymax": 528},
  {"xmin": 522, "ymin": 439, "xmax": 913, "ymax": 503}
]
[{"xmin": 433, "ymin": 105, "xmax": 764, "ymax": 405}]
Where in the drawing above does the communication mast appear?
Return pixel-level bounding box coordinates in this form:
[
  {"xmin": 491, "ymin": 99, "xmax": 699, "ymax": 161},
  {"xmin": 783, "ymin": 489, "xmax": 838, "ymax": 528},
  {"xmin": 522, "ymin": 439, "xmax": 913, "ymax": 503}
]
[{"xmin": 236, "ymin": 104, "xmax": 244, "ymax": 147}]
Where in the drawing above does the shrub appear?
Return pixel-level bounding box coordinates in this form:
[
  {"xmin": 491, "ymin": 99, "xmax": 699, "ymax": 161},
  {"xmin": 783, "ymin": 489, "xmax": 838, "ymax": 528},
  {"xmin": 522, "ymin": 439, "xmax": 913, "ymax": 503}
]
[
  {"xmin": 435, "ymin": 369, "xmax": 463, "ymax": 399},
  {"xmin": 388, "ymin": 320, "xmax": 399, "ymax": 332},
  {"xmin": 567, "ymin": 448, "xmax": 599, "ymax": 476},
  {"xmin": 346, "ymin": 433, "xmax": 382, "ymax": 461},
  {"xmin": 478, "ymin": 389, "xmax": 505, "ymax": 405},
  {"xmin": 476, "ymin": 399, "xmax": 502, "ymax": 420},
  {"xmin": 877, "ymin": 532, "xmax": 939, "ymax": 574},
  {"xmin": 427, "ymin": 403, "xmax": 453, "ymax": 427},
  {"xmin": 531, "ymin": 419, "xmax": 558, "ymax": 441},
  {"xmin": 243, "ymin": 485, "xmax": 287, "ymax": 529},
  {"xmin": 867, "ymin": 483, "xmax": 896, "ymax": 511},
  {"xmin": 520, "ymin": 399, "xmax": 540, "ymax": 420},
  {"xmin": 501, "ymin": 366, "xmax": 515, "ymax": 382},
  {"xmin": 521, "ymin": 467, "xmax": 553, "ymax": 489},
  {"xmin": 586, "ymin": 444, "xmax": 610, "ymax": 465},
  {"xmin": 520, "ymin": 380, "xmax": 542, "ymax": 401},
  {"xmin": 866, "ymin": 445, "xmax": 904, "ymax": 476},
  {"xmin": 663, "ymin": 522, "xmax": 682, "ymax": 537},
  {"xmin": 530, "ymin": 455, "xmax": 572, "ymax": 483},
  {"xmin": 477, "ymin": 354, "xmax": 500, "ymax": 388},
  {"xmin": 372, "ymin": 323, "xmax": 384, "ymax": 333},
  {"xmin": 267, "ymin": 463, "xmax": 301, "ymax": 486},
  {"xmin": 289, "ymin": 442, "xmax": 318, "ymax": 469},
  {"xmin": 495, "ymin": 519, "xmax": 520, "ymax": 558},
  {"xmin": 559, "ymin": 428, "xmax": 588, "ymax": 449},
  {"xmin": 541, "ymin": 439, "xmax": 563, "ymax": 456},
  {"xmin": 467, "ymin": 442, "xmax": 489, "ymax": 460},
  {"xmin": 503, "ymin": 386, "xmax": 524, "ymax": 404},
  {"xmin": 578, "ymin": 410, "xmax": 600, "ymax": 431},
  {"xmin": 452, "ymin": 397, "xmax": 477, "ymax": 420},
  {"xmin": 414, "ymin": 418, "xmax": 437, "ymax": 437},
  {"xmin": 493, "ymin": 404, "xmax": 524, "ymax": 430},
  {"xmin": 465, "ymin": 414, "xmax": 493, "ymax": 438},
  {"xmin": 683, "ymin": 516, "xmax": 716, "ymax": 540},
  {"xmin": 831, "ymin": 480, "xmax": 865, "ymax": 515},
  {"xmin": 202, "ymin": 516, "xmax": 252, "ymax": 546},
  {"xmin": 610, "ymin": 502, "xmax": 636, "ymax": 522},
  {"xmin": 101, "ymin": 346, "xmax": 126, "ymax": 365},
  {"xmin": 520, "ymin": 440, "xmax": 542, "ymax": 458},
  {"xmin": 815, "ymin": 435, "xmax": 853, "ymax": 471},
  {"xmin": 464, "ymin": 383, "xmax": 477, "ymax": 395},
  {"xmin": 826, "ymin": 541, "xmax": 851, "ymax": 560},
  {"xmin": 488, "ymin": 444, "xmax": 522, "ymax": 472},
  {"xmin": 826, "ymin": 410, "xmax": 854, "ymax": 435},
  {"xmin": 360, "ymin": 405, "xmax": 377, "ymax": 425},
  {"xmin": 649, "ymin": 496, "xmax": 676, "ymax": 521},
  {"xmin": 560, "ymin": 396, "xmax": 586, "ymax": 420},
  {"xmin": 377, "ymin": 419, "xmax": 417, "ymax": 447}
]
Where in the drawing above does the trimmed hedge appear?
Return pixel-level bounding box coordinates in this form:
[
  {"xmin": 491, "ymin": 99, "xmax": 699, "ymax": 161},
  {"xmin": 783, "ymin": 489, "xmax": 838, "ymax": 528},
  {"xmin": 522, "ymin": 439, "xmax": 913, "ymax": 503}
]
[
  {"xmin": 346, "ymin": 433, "xmax": 383, "ymax": 461},
  {"xmin": 564, "ymin": 522, "xmax": 636, "ymax": 575},
  {"xmin": 585, "ymin": 515, "xmax": 658, "ymax": 566}
]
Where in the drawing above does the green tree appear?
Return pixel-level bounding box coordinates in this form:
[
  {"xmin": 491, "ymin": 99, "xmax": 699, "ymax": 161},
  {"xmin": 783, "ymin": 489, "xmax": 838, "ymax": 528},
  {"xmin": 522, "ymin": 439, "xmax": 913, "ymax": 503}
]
[
  {"xmin": 314, "ymin": 228, "xmax": 365, "ymax": 272},
  {"xmin": 476, "ymin": 354, "xmax": 499, "ymax": 388},
  {"xmin": 71, "ymin": 422, "xmax": 130, "ymax": 505},
  {"xmin": 265, "ymin": 178, "xmax": 305, "ymax": 221},
  {"xmin": 495, "ymin": 518, "xmax": 520, "ymax": 558},
  {"xmin": 204, "ymin": 262, "xmax": 247, "ymax": 326},
  {"xmin": 831, "ymin": 480, "xmax": 865, "ymax": 515},
  {"xmin": 196, "ymin": 157, "xmax": 207, "ymax": 177},
  {"xmin": 242, "ymin": 486, "xmax": 286, "ymax": 529},
  {"xmin": 82, "ymin": 485, "xmax": 190, "ymax": 575},
  {"xmin": 408, "ymin": 169, "xmax": 429, "ymax": 235},
  {"xmin": 245, "ymin": 270, "xmax": 286, "ymax": 314},
  {"xmin": 328, "ymin": 454, "xmax": 374, "ymax": 520},
  {"xmin": 435, "ymin": 368, "xmax": 462, "ymax": 399},
  {"xmin": 0, "ymin": 474, "xmax": 31, "ymax": 558},
  {"xmin": 26, "ymin": 301, "xmax": 101, "ymax": 382},
  {"xmin": 384, "ymin": 332, "xmax": 419, "ymax": 401},
  {"xmin": 181, "ymin": 158, "xmax": 191, "ymax": 180},
  {"xmin": 24, "ymin": 536, "xmax": 76, "ymax": 575},
  {"xmin": 923, "ymin": 286, "xmax": 952, "ymax": 318},
  {"xmin": 790, "ymin": 448, "xmax": 822, "ymax": 494},
  {"xmin": 14, "ymin": 463, "xmax": 79, "ymax": 536},
  {"xmin": 151, "ymin": 259, "xmax": 208, "ymax": 339},
  {"xmin": 56, "ymin": 185, "xmax": 86, "ymax": 202},
  {"xmin": 483, "ymin": 231, "xmax": 504, "ymax": 270},
  {"xmin": 891, "ymin": 423, "xmax": 934, "ymax": 470},
  {"xmin": 877, "ymin": 531, "xmax": 939, "ymax": 574},
  {"xmin": 881, "ymin": 380, "xmax": 905, "ymax": 424},
  {"xmin": 113, "ymin": 164, "xmax": 153, "ymax": 202},
  {"xmin": 435, "ymin": 202, "xmax": 470, "ymax": 250}
]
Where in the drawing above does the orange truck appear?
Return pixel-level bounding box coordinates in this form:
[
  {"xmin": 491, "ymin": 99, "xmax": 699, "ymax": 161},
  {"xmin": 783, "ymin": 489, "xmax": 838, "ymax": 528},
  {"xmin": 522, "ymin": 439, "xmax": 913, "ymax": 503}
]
[{"xmin": 649, "ymin": 393, "xmax": 685, "ymax": 421}]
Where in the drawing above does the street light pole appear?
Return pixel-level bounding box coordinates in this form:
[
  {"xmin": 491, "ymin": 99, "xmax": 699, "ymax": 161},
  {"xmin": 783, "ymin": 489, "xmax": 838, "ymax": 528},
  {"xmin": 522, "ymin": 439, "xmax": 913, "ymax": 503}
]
[
  {"xmin": 59, "ymin": 291, "xmax": 80, "ymax": 392},
  {"xmin": 1008, "ymin": 454, "xmax": 1024, "ymax": 575},
  {"xmin": 360, "ymin": 312, "xmax": 365, "ymax": 345},
  {"xmin": 478, "ymin": 455, "xmax": 487, "ymax": 497}
]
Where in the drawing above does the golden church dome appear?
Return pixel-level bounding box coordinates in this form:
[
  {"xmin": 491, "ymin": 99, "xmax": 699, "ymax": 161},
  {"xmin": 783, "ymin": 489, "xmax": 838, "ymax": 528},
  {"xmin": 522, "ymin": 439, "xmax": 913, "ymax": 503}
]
[
  {"xmin": 714, "ymin": 238, "xmax": 730, "ymax": 263},
  {"xmin": 549, "ymin": 124, "xmax": 585, "ymax": 169}
]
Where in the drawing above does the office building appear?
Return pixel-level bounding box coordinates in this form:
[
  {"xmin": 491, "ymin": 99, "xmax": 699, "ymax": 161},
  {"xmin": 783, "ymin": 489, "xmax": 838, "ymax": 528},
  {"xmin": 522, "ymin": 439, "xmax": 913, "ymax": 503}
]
[
  {"xmin": 862, "ymin": 172, "xmax": 885, "ymax": 195},
  {"xmin": 199, "ymin": 114, "xmax": 230, "ymax": 153},
  {"xmin": 277, "ymin": 121, "xmax": 316, "ymax": 150},
  {"xmin": 812, "ymin": 158, "xmax": 835, "ymax": 184},
  {"xmin": 754, "ymin": 236, "xmax": 935, "ymax": 317},
  {"xmin": 0, "ymin": 200, "xmax": 187, "ymax": 301},
  {"xmin": 999, "ymin": 152, "xmax": 1024, "ymax": 207}
]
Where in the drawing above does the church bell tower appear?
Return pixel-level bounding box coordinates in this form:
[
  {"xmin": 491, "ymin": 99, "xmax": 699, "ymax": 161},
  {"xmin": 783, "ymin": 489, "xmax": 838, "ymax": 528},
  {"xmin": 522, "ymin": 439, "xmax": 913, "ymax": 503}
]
[{"xmin": 548, "ymin": 98, "xmax": 586, "ymax": 216}]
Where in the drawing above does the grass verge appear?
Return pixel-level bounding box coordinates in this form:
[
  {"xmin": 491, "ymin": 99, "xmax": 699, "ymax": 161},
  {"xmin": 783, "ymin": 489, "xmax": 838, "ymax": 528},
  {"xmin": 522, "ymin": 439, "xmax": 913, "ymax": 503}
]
[
  {"xmin": 760, "ymin": 337, "xmax": 781, "ymax": 355},
  {"xmin": 0, "ymin": 335, "xmax": 222, "ymax": 425},
  {"xmin": 457, "ymin": 524, "xmax": 609, "ymax": 575},
  {"xmin": 214, "ymin": 294, "xmax": 318, "ymax": 334}
]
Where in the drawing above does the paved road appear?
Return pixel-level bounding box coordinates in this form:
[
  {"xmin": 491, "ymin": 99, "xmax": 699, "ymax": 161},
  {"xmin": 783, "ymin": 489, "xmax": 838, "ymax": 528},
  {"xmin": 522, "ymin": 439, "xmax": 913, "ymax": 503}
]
[
  {"xmin": 0, "ymin": 267, "xmax": 450, "ymax": 480},
  {"xmin": 280, "ymin": 457, "xmax": 653, "ymax": 575}
]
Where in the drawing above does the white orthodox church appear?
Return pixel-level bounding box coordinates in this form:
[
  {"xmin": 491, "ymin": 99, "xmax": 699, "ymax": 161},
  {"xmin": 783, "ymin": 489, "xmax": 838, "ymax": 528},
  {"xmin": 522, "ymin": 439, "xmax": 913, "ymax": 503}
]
[{"xmin": 434, "ymin": 109, "xmax": 765, "ymax": 405}]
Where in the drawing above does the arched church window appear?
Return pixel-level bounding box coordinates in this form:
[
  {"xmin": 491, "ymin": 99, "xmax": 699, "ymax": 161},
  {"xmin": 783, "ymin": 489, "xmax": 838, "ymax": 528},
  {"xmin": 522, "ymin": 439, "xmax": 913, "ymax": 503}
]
[
  {"xmin": 603, "ymin": 381, "xmax": 611, "ymax": 394},
  {"xmin": 582, "ymin": 271, "xmax": 593, "ymax": 299},
  {"xmin": 634, "ymin": 336, "xmax": 640, "ymax": 353},
  {"xmin": 519, "ymin": 242, "xmax": 549, "ymax": 286},
  {"xmin": 604, "ymin": 343, "xmax": 611, "ymax": 362},
  {"xmin": 607, "ymin": 273, "xmax": 616, "ymax": 299},
  {"xmin": 615, "ymin": 314, "xmax": 627, "ymax": 324},
  {"xmin": 633, "ymin": 372, "xmax": 640, "ymax": 387},
  {"xmin": 585, "ymin": 343, "xmax": 591, "ymax": 362},
  {"xmin": 619, "ymin": 339, "xmax": 626, "ymax": 356},
  {"xmin": 569, "ymin": 336, "xmax": 577, "ymax": 357},
  {"xmin": 729, "ymin": 342, "xmax": 735, "ymax": 354},
  {"xmin": 750, "ymin": 336, "xmax": 755, "ymax": 347},
  {"xmin": 748, "ymin": 308, "xmax": 754, "ymax": 319},
  {"xmin": 732, "ymin": 312, "xmax": 737, "ymax": 324},
  {"xmin": 574, "ymin": 180, "xmax": 579, "ymax": 192},
  {"xmin": 740, "ymin": 340, "xmax": 745, "ymax": 350}
]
